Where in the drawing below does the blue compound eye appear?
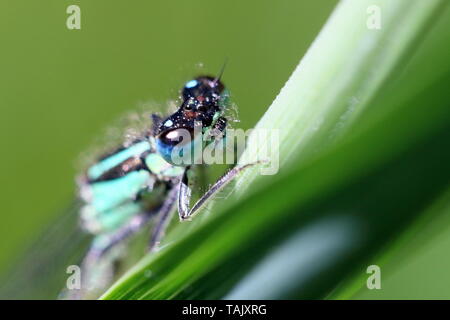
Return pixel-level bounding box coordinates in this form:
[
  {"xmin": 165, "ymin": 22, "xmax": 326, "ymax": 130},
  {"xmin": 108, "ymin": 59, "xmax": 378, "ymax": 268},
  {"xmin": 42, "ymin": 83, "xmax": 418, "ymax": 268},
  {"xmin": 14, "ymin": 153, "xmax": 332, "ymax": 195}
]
[{"xmin": 156, "ymin": 127, "xmax": 194, "ymax": 165}]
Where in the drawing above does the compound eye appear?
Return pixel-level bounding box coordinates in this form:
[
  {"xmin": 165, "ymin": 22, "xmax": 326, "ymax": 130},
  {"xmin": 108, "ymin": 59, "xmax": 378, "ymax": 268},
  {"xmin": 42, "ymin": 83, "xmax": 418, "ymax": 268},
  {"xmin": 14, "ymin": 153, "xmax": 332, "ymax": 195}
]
[
  {"xmin": 157, "ymin": 127, "xmax": 194, "ymax": 148},
  {"xmin": 159, "ymin": 129, "xmax": 183, "ymax": 146},
  {"xmin": 155, "ymin": 127, "xmax": 195, "ymax": 165}
]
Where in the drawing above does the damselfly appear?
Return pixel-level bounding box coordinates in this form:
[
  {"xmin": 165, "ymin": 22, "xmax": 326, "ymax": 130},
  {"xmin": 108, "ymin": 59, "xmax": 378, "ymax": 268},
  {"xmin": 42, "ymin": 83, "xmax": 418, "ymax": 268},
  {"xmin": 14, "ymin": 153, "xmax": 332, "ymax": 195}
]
[{"xmin": 0, "ymin": 69, "xmax": 255, "ymax": 300}]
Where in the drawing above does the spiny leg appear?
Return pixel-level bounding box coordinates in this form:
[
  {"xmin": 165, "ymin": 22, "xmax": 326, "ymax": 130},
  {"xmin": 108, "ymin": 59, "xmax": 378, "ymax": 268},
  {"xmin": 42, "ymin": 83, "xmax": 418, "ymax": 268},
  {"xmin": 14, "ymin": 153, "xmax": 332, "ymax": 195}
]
[
  {"xmin": 177, "ymin": 115, "xmax": 230, "ymax": 220},
  {"xmin": 178, "ymin": 162, "xmax": 259, "ymax": 221},
  {"xmin": 178, "ymin": 166, "xmax": 192, "ymax": 220},
  {"xmin": 148, "ymin": 186, "xmax": 178, "ymax": 251}
]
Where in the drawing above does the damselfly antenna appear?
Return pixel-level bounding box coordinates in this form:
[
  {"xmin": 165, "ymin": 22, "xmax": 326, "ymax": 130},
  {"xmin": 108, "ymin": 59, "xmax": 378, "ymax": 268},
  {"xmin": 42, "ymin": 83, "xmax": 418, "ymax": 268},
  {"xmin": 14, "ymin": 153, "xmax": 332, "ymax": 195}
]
[{"xmin": 213, "ymin": 58, "xmax": 228, "ymax": 87}]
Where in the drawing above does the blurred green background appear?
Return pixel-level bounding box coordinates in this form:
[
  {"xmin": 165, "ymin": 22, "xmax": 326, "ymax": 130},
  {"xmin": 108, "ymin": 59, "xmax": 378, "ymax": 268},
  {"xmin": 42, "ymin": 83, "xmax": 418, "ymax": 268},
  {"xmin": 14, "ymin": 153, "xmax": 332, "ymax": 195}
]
[{"xmin": 1, "ymin": 0, "xmax": 450, "ymax": 299}]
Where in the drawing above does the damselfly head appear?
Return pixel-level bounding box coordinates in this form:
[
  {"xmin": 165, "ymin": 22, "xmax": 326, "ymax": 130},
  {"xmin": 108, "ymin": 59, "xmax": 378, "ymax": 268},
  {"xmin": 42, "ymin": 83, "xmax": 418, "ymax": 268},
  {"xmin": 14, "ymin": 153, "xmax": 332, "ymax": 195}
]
[{"xmin": 153, "ymin": 75, "xmax": 229, "ymax": 166}]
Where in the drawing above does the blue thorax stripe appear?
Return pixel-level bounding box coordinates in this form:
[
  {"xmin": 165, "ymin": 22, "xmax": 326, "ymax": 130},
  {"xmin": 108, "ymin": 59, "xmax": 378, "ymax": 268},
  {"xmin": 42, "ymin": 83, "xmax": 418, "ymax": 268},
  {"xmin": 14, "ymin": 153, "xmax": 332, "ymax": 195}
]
[{"xmin": 87, "ymin": 141, "xmax": 151, "ymax": 180}]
